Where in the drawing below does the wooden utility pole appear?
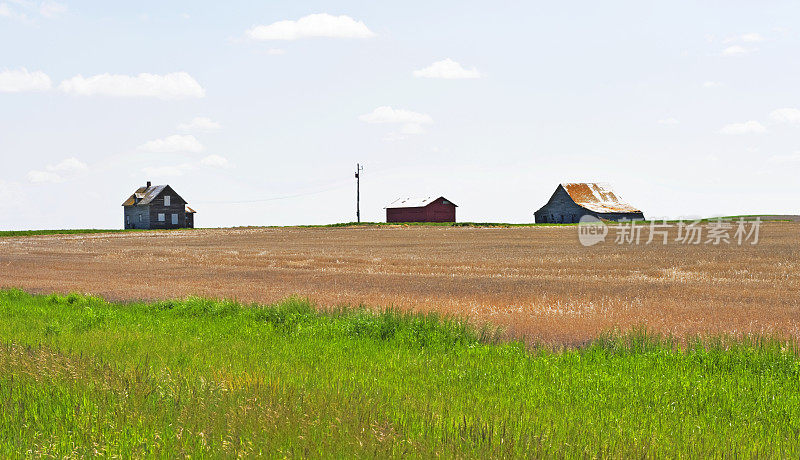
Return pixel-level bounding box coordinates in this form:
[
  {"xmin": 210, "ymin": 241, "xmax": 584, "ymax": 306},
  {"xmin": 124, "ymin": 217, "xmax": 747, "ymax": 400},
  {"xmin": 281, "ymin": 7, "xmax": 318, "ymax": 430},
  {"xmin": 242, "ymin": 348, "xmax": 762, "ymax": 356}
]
[{"xmin": 355, "ymin": 163, "xmax": 363, "ymax": 223}]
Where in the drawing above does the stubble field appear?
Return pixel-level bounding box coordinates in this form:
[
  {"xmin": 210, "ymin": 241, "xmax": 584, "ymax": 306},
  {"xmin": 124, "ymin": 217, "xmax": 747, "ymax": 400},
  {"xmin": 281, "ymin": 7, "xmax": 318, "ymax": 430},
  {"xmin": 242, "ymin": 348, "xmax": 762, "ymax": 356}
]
[{"xmin": 2, "ymin": 223, "xmax": 798, "ymax": 345}]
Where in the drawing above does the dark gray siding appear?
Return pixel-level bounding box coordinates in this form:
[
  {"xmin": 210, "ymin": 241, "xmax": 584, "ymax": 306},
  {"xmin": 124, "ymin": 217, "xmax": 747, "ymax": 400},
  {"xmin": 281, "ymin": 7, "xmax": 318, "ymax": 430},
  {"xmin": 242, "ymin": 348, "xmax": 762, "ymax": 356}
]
[
  {"xmin": 534, "ymin": 187, "xmax": 589, "ymax": 223},
  {"xmin": 595, "ymin": 211, "xmax": 645, "ymax": 221},
  {"xmin": 148, "ymin": 186, "xmax": 188, "ymax": 229},
  {"xmin": 124, "ymin": 205, "xmax": 151, "ymax": 229}
]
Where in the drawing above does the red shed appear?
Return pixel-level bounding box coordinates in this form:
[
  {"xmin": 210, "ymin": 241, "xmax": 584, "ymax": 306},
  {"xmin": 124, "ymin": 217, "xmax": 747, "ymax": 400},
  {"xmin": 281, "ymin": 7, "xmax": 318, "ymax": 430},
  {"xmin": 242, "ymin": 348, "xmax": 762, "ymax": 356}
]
[{"xmin": 385, "ymin": 196, "xmax": 457, "ymax": 223}]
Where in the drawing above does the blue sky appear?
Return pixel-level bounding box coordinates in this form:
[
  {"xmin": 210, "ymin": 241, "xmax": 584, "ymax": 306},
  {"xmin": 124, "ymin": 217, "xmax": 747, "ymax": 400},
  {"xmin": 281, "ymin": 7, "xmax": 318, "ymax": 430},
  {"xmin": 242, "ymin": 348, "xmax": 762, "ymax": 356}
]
[{"xmin": 1, "ymin": 1, "xmax": 799, "ymax": 229}]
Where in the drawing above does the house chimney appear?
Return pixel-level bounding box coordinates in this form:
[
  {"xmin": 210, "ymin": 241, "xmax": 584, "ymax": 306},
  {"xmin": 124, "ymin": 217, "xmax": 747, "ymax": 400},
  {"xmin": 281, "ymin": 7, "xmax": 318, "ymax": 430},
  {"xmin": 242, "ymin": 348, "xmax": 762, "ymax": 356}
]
[{"xmin": 146, "ymin": 181, "xmax": 151, "ymax": 188}]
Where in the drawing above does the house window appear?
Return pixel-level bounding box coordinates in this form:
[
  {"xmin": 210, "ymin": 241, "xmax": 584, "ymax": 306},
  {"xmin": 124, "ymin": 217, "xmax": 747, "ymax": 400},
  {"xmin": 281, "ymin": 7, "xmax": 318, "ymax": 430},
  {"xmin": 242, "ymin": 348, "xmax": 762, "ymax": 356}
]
[
  {"xmin": 125, "ymin": 215, "xmax": 130, "ymax": 225},
  {"xmin": 139, "ymin": 214, "xmax": 143, "ymax": 223},
  {"xmin": 158, "ymin": 213, "xmax": 165, "ymax": 222},
  {"xmin": 164, "ymin": 195, "xmax": 171, "ymax": 206},
  {"xmin": 171, "ymin": 213, "xmax": 178, "ymax": 225}
]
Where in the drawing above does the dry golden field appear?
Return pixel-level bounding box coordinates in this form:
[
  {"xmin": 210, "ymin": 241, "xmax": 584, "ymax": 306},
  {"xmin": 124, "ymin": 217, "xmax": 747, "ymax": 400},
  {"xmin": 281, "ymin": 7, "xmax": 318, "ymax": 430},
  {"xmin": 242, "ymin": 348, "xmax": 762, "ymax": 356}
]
[{"xmin": 1, "ymin": 223, "xmax": 799, "ymax": 344}]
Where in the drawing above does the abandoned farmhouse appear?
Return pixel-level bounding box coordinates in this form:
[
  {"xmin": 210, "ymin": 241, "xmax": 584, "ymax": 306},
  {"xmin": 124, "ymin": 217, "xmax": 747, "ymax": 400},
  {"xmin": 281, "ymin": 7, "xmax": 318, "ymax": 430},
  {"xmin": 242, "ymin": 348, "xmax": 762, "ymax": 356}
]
[
  {"xmin": 385, "ymin": 196, "xmax": 457, "ymax": 223},
  {"xmin": 122, "ymin": 182, "xmax": 196, "ymax": 229},
  {"xmin": 534, "ymin": 183, "xmax": 644, "ymax": 223}
]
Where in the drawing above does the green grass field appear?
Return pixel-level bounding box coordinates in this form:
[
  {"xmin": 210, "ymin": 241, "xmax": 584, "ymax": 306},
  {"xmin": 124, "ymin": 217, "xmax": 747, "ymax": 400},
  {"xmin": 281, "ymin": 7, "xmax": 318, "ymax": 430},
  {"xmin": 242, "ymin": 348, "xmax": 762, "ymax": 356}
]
[
  {"xmin": 0, "ymin": 229, "xmax": 141, "ymax": 238},
  {"xmin": 1, "ymin": 289, "xmax": 799, "ymax": 457},
  {"xmin": 3, "ymin": 215, "xmax": 792, "ymax": 238}
]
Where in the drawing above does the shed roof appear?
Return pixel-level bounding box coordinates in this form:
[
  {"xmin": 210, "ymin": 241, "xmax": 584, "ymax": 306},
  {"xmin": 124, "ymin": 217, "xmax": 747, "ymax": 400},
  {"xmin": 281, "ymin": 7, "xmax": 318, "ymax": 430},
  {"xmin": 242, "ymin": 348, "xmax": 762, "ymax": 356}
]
[
  {"xmin": 185, "ymin": 205, "xmax": 196, "ymax": 213},
  {"xmin": 122, "ymin": 184, "xmax": 168, "ymax": 206},
  {"xmin": 385, "ymin": 196, "xmax": 457, "ymax": 209},
  {"xmin": 561, "ymin": 183, "xmax": 641, "ymax": 214}
]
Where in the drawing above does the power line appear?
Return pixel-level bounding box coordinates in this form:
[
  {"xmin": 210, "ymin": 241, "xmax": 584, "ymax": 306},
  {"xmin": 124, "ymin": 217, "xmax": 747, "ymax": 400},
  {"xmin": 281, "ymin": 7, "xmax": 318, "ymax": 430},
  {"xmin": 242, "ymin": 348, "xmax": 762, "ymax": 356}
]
[{"xmin": 193, "ymin": 162, "xmax": 397, "ymax": 206}]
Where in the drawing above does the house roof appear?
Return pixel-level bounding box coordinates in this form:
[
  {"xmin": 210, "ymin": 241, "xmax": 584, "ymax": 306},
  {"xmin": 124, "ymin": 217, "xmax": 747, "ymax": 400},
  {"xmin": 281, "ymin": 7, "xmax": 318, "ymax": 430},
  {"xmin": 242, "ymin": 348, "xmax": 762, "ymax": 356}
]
[
  {"xmin": 121, "ymin": 184, "xmax": 168, "ymax": 206},
  {"xmin": 385, "ymin": 196, "xmax": 457, "ymax": 209},
  {"xmin": 561, "ymin": 183, "xmax": 641, "ymax": 214},
  {"xmin": 185, "ymin": 205, "xmax": 196, "ymax": 213}
]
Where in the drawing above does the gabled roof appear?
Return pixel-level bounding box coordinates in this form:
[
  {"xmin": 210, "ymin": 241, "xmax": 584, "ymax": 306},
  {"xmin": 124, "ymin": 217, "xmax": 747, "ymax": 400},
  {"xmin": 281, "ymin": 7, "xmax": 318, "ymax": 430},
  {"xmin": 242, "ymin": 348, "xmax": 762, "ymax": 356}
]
[
  {"xmin": 122, "ymin": 184, "xmax": 177, "ymax": 206},
  {"xmin": 385, "ymin": 196, "xmax": 457, "ymax": 209},
  {"xmin": 561, "ymin": 183, "xmax": 641, "ymax": 214}
]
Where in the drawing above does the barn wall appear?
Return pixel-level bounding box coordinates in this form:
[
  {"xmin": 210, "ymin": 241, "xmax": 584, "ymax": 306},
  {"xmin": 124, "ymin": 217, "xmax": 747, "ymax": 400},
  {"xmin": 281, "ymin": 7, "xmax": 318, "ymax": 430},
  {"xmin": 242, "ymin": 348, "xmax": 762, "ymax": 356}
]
[
  {"xmin": 534, "ymin": 186, "xmax": 588, "ymax": 223},
  {"xmin": 148, "ymin": 186, "xmax": 189, "ymax": 229},
  {"xmin": 387, "ymin": 207, "xmax": 425, "ymax": 222},
  {"xmin": 387, "ymin": 199, "xmax": 456, "ymax": 223},
  {"xmin": 597, "ymin": 212, "xmax": 645, "ymax": 221},
  {"xmin": 124, "ymin": 205, "xmax": 151, "ymax": 229},
  {"xmin": 185, "ymin": 213, "xmax": 195, "ymax": 228},
  {"xmin": 424, "ymin": 200, "xmax": 456, "ymax": 222}
]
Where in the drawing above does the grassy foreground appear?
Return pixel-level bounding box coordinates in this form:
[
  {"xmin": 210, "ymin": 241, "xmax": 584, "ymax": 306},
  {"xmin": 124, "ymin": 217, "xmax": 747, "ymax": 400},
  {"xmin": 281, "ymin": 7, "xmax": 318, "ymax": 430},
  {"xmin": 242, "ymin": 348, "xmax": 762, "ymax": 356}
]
[{"xmin": 1, "ymin": 291, "xmax": 799, "ymax": 457}]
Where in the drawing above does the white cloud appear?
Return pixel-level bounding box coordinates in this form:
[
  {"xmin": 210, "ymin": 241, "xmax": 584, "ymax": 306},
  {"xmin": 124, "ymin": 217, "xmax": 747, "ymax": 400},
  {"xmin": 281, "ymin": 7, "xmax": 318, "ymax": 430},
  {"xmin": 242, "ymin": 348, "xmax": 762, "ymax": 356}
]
[
  {"xmin": 246, "ymin": 13, "xmax": 374, "ymax": 40},
  {"xmin": 413, "ymin": 58, "xmax": 481, "ymax": 79},
  {"xmin": 723, "ymin": 32, "xmax": 765, "ymax": 44},
  {"xmin": 359, "ymin": 106, "xmax": 433, "ymax": 138},
  {"xmin": 0, "ymin": 2, "xmax": 28, "ymax": 21},
  {"xmin": 359, "ymin": 106, "xmax": 433, "ymax": 125},
  {"xmin": 0, "ymin": 3, "xmax": 18, "ymax": 19},
  {"xmin": 26, "ymin": 156, "xmax": 88, "ymax": 183},
  {"xmin": 59, "ymin": 72, "xmax": 205, "ymax": 99},
  {"xmin": 769, "ymin": 152, "xmax": 800, "ymax": 163},
  {"xmin": 740, "ymin": 32, "xmax": 765, "ymax": 43},
  {"xmin": 266, "ymin": 48, "xmax": 285, "ymax": 55},
  {"xmin": 39, "ymin": 1, "xmax": 66, "ymax": 18},
  {"xmin": 658, "ymin": 118, "xmax": 679, "ymax": 125},
  {"xmin": 200, "ymin": 154, "xmax": 231, "ymax": 168},
  {"xmin": 0, "ymin": 1, "xmax": 65, "ymax": 21},
  {"xmin": 719, "ymin": 121, "xmax": 766, "ymax": 135},
  {"xmin": 722, "ymin": 45, "xmax": 752, "ymax": 56},
  {"xmin": 177, "ymin": 117, "xmax": 221, "ymax": 132},
  {"xmin": 770, "ymin": 108, "xmax": 800, "ymax": 124},
  {"xmin": 138, "ymin": 134, "xmax": 204, "ymax": 153},
  {"xmin": 26, "ymin": 170, "xmax": 62, "ymax": 183},
  {"xmin": 47, "ymin": 157, "xmax": 87, "ymax": 173},
  {"xmin": 382, "ymin": 132, "xmax": 409, "ymax": 142},
  {"xmin": 142, "ymin": 164, "xmax": 193, "ymax": 177},
  {"xmin": 400, "ymin": 123, "xmax": 426, "ymax": 134},
  {"xmin": 0, "ymin": 68, "xmax": 52, "ymax": 92},
  {"xmin": 703, "ymin": 81, "xmax": 723, "ymax": 88}
]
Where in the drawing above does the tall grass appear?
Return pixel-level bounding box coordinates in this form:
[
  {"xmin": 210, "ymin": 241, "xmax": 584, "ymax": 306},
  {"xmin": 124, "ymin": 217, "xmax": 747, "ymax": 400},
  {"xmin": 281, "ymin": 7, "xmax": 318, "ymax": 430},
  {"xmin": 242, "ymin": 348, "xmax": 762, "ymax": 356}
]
[{"xmin": 1, "ymin": 289, "xmax": 799, "ymax": 457}]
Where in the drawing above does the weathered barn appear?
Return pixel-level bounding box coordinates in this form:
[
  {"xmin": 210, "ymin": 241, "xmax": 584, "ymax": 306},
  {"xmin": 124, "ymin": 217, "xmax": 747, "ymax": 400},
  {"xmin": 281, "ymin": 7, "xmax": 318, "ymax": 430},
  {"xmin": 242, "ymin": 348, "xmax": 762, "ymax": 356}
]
[
  {"xmin": 534, "ymin": 183, "xmax": 644, "ymax": 223},
  {"xmin": 385, "ymin": 196, "xmax": 457, "ymax": 223},
  {"xmin": 122, "ymin": 182, "xmax": 196, "ymax": 229}
]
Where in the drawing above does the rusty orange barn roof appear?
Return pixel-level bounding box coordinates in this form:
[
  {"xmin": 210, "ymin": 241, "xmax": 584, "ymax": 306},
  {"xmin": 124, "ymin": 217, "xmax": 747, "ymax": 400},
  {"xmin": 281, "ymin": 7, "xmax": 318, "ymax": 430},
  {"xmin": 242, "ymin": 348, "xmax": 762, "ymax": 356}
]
[{"xmin": 561, "ymin": 183, "xmax": 641, "ymax": 214}]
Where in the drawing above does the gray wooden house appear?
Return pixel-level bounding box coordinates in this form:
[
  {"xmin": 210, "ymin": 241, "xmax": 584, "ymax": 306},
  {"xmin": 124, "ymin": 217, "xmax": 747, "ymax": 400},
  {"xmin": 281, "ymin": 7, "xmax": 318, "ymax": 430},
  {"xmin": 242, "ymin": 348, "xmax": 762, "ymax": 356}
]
[
  {"xmin": 122, "ymin": 182, "xmax": 196, "ymax": 229},
  {"xmin": 534, "ymin": 183, "xmax": 644, "ymax": 223}
]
